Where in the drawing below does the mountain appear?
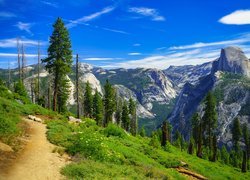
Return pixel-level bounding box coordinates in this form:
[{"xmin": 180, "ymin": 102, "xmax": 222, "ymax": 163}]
[
  {"xmin": 168, "ymin": 46, "xmax": 250, "ymax": 146},
  {"xmin": 1, "ymin": 46, "xmax": 249, "ymax": 139}
]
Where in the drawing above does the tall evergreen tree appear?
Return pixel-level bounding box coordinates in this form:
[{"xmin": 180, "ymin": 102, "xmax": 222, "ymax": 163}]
[
  {"xmin": 103, "ymin": 79, "xmax": 116, "ymax": 127},
  {"xmin": 42, "ymin": 17, "xmax": 72, "ymax": 112},
  {"xmin": 242, "ymin": 123, "xmax": 249, "ymax": 161},
  {"xmin": 232, "ymin": 118, "xmax": 242, "ymax": 152},
  {"xmin": 191, "ymin": 112, "xmax": 203, "ymax": 158},
  {"xmin": 242, "ymin": 151, "xmax": 247, "ymax": 173},
  {"xmin": 115, "ymin": 97, "xmax": 123, "ymax": 126},
  {"xmin": 161, "ymin": 121, "xmax": 168, "ymax": 146},
  {"xmin": 220, "ymin": 145, "xmax": 229, "ymax": 164},
  {"xmin": 129, "ymin": 98, "xmax": 137, "ymax": 136},
  {"xmin": 83, "ymin": 81, "xmax": 93, "ymax": 118},
  {"xmin": 203, "ymin": 92, "xmax": 217, "ymax": 153},
  {"xmin": 93, "ymin": 89, "xmax": 103, "ymax": 125},
  {"xmin": 121, "ymin": 102, "xmax": 130, "ymax": 131},
  {"xmin": 211, "ymin": 134, "xmax": 217, "ymax": 162}
]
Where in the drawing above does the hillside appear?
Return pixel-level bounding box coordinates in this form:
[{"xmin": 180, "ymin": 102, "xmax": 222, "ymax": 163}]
[{"xmin": 0, "ymin": 81, "xmax": 249, "ymax": 179}]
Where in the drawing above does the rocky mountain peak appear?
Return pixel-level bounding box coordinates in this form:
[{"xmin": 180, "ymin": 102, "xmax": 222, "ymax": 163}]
[{"xmin": 213, "ymin": 46, "xmax": 250, "ymax": 77}]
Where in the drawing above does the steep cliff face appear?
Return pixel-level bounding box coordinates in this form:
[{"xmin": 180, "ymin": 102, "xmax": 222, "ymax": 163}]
[
  {"xmin": 164, "ymin": 62, "xmax": 212, "ymax": 89},
  {"xmin": 168, "ymin": 47, "xmax": 250, "ymax": 145},
  {"xmin": 213, "ymin": 47, "xmax": 250, "ymax": 77},
  {"xmin": 213, "ymin": 73, "xmax": 250, "ymax": 147}
]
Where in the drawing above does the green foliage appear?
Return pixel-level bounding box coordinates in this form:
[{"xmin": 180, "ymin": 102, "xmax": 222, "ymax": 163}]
[
  {"xmin": 232, "ymin": 118, "xmax": 242, "ymax": 152},
  {"xmin": 149, "ymin": 134, "xmax": 161, "ymax": 148},
  {"xmin": 42, "ymin": 17, "xmax": 72, "ymax": 112},
  {"xmin": 121, "ymin": 101, "xmax": 130, "ymax": 131},
  {"xmin": 103, "ymin": 123, "xmax": 126, "ymax": 138},
  {"xmin": 103, "ymin": 79, "xmax": 116, "ymax": 126},
  {"xmin": 129, "ymin": 98, "xmax": 137, "ymax": 136},
  {"xmin": 93, "ymin": 89, "xmax": 103, "ymax": 125},
  {"xmin": 202, "ymin": 91, "xmax": 217, "ymax": 151},
  {"xmin": 83, "ymin": 81, "xmax": 93, "ymax": 118},
  {"xmin": 220, "ymin": 145, "xmax": 230, "ymax": 165},
  {"xmin": 139, "ymin": 126, "xmax": 146, "ymax": 137}
]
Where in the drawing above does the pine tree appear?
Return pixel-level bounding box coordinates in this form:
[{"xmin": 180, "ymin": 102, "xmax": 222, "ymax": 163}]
[
  {"xmin": 83, "ymin": 81, "xmax": 93, "ymax": 118},
  {"xmin": 139, "ymin": 126, "xmax": 146, "ymax": 137},
  {"xmin": 42, "ymin": 17, "xmax": 73, "ymax": 112},
  {"xmin": 173, "ymin": 130, "xmax": 181, "ymax": 148},
  {"xmin": 161, "ymin": 121, "xmax": 168, "ymax": 146},
  {"xmin": 129, "ymin": 98, "xmax": 137, "ymax": 136},
  {"xmin": 242, "ymin": 123, "xmax": 249, "ymax": 160},
  {"xmin": 14, "ymin": 80, "xmax": 28, "ymax": 99},
  {"xmin": 93, "ymin": 89, "xmax": 103, "ymax": 126},
  {"xmin": 115, "ymin": 97, "xmax": 123, "ymax": 126},
  {"xmin": 242, "ymin": 151, "xmax": 247, "ymax": 173},
  {"xmin": 220, "ymin": 145, "xmax": 229, "ymax": 164},
  {"xmin": 188, "ymin": 138, "xmax": 194, "ymax": 155},
  {"xmin": 121, "ymin": 102, "xmax": 130, "ymax": 131},
  {"xmin": 103, "ymin": 79, "xmax": 116, "ymax": 127},
  {"xmin": 232, "ymin": 117, "xmax": 242, "ymax": 152},
  {"xmin": 202, "ymin": 92, "xmax": 217, "ymax": 154},
  {"xmin": 211, "ymin": 134, "xmax": 217, "ymax": 162}
]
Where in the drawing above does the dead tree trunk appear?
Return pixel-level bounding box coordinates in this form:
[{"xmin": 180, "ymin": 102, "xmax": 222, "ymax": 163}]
[
  {"xmin": 76, "ymin": 54, "xmax": 80, "ymax": 118},
  {"xmin": 37, "ymin": 41, "xmax": 40, "ymax": 101},
  {"xmin": 17, "ymin": 38, "xmax": 21, "ymax": 81}
]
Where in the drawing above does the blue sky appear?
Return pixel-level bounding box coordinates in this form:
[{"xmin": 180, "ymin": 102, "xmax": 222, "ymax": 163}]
[{"xmin": 0, "ymin": 0, "xmax": 250, "ymax": 69}]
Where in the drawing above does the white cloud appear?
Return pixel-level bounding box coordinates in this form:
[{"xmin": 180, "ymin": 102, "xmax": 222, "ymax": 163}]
[
  {"xmin": 128, "ymin": 52, "xmax": 141, "ymax": 56},
  {"xmin": 15, "ymin": 22, "xmax": 33, "ymax": 35},
  {"xmin": 133, "ymin": 43, "xmax": 141, "ymax": 47},
  {"xmin": 101, "ymin": 27, "xmax": 129, "ymax": 35},
  {"xmin": 0, "ymin": 38, "xmax": 46, "ymax": 48},
  {"xmin": 0, "ymin": 11, "xmax": 16, "ymax": 18},
  {"xmin": 128, "ymin": 7, "xmax": 165, "ymax": 21},
  {"xmin": 41, "ymin": 1, "xmax": 58, "ymax": 8},
  {"xmin": 84, "ymin": 57, "xmax": 123, "ymax": 61},
  {"xmin": 219, "ymin": 10, "xmax": 250, "ymax": 25},
  {"xmin": 101, "ymin": 33, "xmax": 250, "ymax": 69},
  {"xmin": 169, "ymin": 34, "xmax": 250, "ymax": 50},
  {"xmin": 66, "ymin": 6, "xmax": 115, "ymax": 28}
]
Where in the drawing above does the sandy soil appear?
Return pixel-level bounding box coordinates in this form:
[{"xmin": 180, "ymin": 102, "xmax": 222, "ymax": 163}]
[{"xmin": 0, "ymin": 119, "xmax": 69, "ymax": 180}]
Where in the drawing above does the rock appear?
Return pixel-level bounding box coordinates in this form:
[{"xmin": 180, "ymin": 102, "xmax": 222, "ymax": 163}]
[
  {"xmin": 28, "ymin": 115, "xmax": 43, "ymax": 123},
  {"xmin": 213, "ymin": 46, "xmax": 250, "ymax": 77},
  {"xmin": 28, "ymin": 115, "xmax": 36, "ymax": 120},
  {"xmin": 68, "ymin": 116, "xmax": 82, "ymax": 123},
  {"xmin": 34, "ymin": 117, "xmax": 42, "ymax": 123},
  {"xmin": 0, "ymin": 141, "xmax": 13, "ymax": 152}
]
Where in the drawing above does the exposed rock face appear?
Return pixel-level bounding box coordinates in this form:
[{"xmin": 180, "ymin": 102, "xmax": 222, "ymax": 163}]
[
  {"xmin": 168, "ymin": 74, "xmax": 216, "ymax": 135},
  {"xmin": 114, "ymin": 84, "xmax": 154, "ymax": 118},
  {"xmin": 213, "ymin": 47, "xmax": 250, "ymax": 77},
  {"xmin": 168, "ymin": 46, "xmax": 250, "ymax": 145},
  {"xmin": 214, "ymin": 77, "xmax": 250, "ymax": 147},
  {"xmin": 164, "ymin": 62, "xmax": 212, "ymax": 89}
]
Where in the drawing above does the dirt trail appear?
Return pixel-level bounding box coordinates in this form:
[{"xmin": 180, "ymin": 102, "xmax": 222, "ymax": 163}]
[{"xmin": 0, "ymin": 119, "xmax": 69, "ymax": 180}]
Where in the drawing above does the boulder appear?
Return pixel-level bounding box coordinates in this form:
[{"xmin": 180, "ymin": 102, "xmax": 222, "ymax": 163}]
[{"xmin": 68, "ymin": 116, "xmax": 82, "ymax": 123}]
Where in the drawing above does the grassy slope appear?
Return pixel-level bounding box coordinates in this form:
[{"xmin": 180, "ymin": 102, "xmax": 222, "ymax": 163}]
[
  {"xmin": 0, "ymin": 83, "xmax": 249, "ymax": 179},
  {"xmin": 47, "ymin": 119, "xmax": 250, "ymax": 179}
]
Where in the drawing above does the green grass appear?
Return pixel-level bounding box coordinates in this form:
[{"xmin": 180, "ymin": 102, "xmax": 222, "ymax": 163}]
[{"xmin": 46, "ymin": 119, "xmax": 250, "ymax": 179}]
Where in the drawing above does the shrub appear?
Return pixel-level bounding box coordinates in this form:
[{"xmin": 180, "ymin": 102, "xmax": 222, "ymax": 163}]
[{"xmin": 103, "ymin": 123, "xmax": 126, "ymax": 138}]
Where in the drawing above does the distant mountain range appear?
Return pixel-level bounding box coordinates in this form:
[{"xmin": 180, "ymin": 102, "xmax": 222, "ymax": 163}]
[{"xmin": 1, "ymin": 46, "xmax": 249, "ymax": 147}]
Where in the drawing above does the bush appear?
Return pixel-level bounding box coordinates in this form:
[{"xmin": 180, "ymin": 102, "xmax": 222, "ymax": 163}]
[
  {"xmin": 67, "ymin": 130, "xmax": 109, "ymax": 161},
  {"xmin": 103, "ymin": 123, "xmax": 126, "ymax": 138}
]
